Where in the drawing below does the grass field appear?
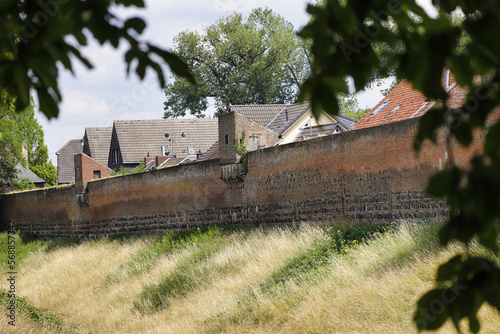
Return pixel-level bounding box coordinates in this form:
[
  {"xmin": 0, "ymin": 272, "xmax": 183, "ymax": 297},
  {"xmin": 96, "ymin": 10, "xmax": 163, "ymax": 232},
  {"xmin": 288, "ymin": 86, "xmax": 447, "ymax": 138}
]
[{"xmin": 1, "ymin": 222, "xmax": 499, "ymax": 333}]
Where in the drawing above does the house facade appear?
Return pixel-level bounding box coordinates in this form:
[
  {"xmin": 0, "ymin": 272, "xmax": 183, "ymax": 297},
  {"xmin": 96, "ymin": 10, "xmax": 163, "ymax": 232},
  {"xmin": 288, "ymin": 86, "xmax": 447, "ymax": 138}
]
[
  {"xmin": 56, "ymin": 139, "xmax": 83, "ymax": 184},
  {"xmin": 83, "ymin": 127, "xmax": 113, "ymax": 166},
  {"xmin": 218, "ymin": 102, "xmax": 356, "ymax": 165}
]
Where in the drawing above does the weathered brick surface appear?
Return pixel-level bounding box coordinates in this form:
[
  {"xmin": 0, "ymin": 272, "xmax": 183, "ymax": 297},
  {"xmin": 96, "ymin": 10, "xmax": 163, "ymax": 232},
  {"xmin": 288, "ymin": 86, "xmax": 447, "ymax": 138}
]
[
  {"xmin": 219, "ymin": 111, "xmax": 279, "ymax": 165},
  {"xmin": 0, "ymin": 117, "xmax": 488, "ymax": 237},
  {"xmin": 75, "ymin": 153, "xmax": 113, "ymax": 193}
]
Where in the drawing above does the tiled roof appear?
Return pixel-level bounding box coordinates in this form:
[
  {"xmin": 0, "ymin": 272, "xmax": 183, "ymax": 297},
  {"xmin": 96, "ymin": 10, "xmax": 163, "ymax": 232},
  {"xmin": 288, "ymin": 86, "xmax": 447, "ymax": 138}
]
[
  {"xmin": 56, "ymin": 139, "xmax": 83, "ymax": 184},
  {"xmin": 230, "ymin": 104, "xmax": 286, "ymax": 128},
  {"xmin": 334, "ymin": 115, "xmax": 357, "ymax": 131},
  {"xmin": 230, "ymin": 103, "xmax": 311, "ymax": 134},
  {"xmin": 15, "ymin": 163, "xmax": 45, "ymax": 184},
  {"xmin": 84, "ymin": 127, "xmax": 112, "ymax": 166},
  {"xmin": 158, "ymin": 157, "xmax": 193, "ymax": 168},
  {"xmin": 196, "ymin": 140, "xmax": 220, "ymax": 162},
  {"xmin": 114, "ymin": 119, "xmax": 218, "ymax": 164},
  {"xmin": 295, "ymin": 123, "xmax": 340, "ymax": 141},
  {"xmin": 351, "ymin": 76, "xmax": 462, "ymax": 131}
]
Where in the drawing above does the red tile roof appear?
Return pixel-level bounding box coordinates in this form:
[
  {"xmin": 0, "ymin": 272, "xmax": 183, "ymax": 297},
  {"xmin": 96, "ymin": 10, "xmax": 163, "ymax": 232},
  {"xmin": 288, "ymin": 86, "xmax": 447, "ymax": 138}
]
[{"xmin": 351, "ymin": 72, "xmax": 464, "ymax": 131}]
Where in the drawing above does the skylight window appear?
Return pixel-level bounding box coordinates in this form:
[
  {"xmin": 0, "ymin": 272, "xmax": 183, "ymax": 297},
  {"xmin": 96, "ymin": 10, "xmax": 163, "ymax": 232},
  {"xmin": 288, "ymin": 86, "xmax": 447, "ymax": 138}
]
[
  {"xmin": 187, "ymin": 147, "xmax": 195, "ymax": 155},
  {"xmin": 388, "ymin": 105, "xmax": 400, "ymax": 115},
  {"xmin": 371, "ymin": 100, "xmax": 390, "ymax": 117},
  {"xmin": 445, "ymin": 69, "xmax": 450, "ymax": 88}
]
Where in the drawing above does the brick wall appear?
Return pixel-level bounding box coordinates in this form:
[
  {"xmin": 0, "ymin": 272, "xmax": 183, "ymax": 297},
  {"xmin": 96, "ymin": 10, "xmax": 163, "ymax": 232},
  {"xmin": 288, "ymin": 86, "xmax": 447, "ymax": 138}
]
[
  {"xmin": 218, "ymin": 111, "xmax": 280, "ymax": 165},
  {"xmin": 0, "ymin": 117, "xmax": 487, "ymax": 237},
  {"xmin": 74, "ymin": 153, "xmax": 113, "ymax": 193}
]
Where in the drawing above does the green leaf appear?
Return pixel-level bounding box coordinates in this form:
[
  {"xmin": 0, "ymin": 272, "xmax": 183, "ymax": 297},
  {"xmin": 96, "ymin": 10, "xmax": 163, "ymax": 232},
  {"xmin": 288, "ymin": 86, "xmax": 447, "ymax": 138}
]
[
  {"xmin": 148, "ymin": 45, "xmax": 196, "ymax": 85},
  {"xmin": 124, "ymin": 17, "xmax": 146, "ymax": 34},
  {"xmin": 426, "ymin": 169, "xmax": 457, "ymax": 198}
]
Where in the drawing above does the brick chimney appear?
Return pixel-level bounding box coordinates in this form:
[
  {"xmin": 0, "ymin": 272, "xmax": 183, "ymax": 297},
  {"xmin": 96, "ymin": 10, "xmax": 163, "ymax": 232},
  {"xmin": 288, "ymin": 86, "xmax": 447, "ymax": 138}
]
[{"xmin": 156, "ymin": 156, "xmax": 168, "ymax": 167}]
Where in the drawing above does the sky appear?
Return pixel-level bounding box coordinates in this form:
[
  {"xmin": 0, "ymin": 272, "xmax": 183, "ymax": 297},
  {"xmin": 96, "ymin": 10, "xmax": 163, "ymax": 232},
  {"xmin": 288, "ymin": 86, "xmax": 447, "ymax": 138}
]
[{"xmin": 36, "ymin": 0, "xmax": 437, "ymax": 164}]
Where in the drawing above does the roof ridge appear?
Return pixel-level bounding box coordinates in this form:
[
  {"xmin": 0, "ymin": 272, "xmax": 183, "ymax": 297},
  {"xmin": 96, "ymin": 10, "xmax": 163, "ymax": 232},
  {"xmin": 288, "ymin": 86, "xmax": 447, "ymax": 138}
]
[
  {"xmin": 56, "ymin": 138, "xmax": 81, "ymax": 154},
  {"xmin": 266, "ymin": 104, "xmax": 289, "ymax": 128},
  {"xmin": 236, "ymin": 112, "xmax": 279, "ymax": 135},
  {"xmin": 232, "ymin": 104, "xmax": 287, "ymax": 107}
]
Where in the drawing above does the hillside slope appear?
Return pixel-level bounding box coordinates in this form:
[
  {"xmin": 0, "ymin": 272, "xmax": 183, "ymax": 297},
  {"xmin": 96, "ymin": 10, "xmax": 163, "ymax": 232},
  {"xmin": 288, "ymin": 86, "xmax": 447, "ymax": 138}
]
[{"xmin": 1, "ymin": 223, "xmax": 499, "ymax": 333}]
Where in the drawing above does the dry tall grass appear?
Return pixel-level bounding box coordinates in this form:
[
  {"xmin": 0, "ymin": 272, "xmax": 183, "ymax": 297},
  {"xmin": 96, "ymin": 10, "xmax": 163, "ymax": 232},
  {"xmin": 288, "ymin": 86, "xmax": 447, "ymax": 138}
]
[{"xmin": 1, "ymin": 223, "xmax": 499, "ymax": 333}]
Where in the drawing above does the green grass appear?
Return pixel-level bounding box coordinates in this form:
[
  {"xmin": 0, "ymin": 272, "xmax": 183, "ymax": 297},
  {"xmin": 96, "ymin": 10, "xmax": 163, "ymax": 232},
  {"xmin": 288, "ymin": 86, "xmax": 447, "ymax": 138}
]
[
  {"xmin": 3, "ymin": 221, "xmax": 499, "ymax": 333},
  {"xmin": 0, "ymin": 289, "xmax": 79, "ymax": 333},
  {"xmin": 133, "ymin": 226, "xmax": 240, "ymax": 313}
]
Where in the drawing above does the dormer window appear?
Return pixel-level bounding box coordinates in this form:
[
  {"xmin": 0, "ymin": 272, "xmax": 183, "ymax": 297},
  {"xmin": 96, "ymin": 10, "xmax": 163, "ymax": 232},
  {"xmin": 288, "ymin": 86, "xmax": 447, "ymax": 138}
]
[{"xmin": 112, "ymin": 149, "xmax": 119, "ymax": 163}]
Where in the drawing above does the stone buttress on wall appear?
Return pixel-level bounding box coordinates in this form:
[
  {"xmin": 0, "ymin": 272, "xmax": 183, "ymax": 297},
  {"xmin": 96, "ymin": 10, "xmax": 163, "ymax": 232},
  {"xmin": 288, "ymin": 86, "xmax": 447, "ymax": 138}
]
[{"xmin": 0, "ymin": 117, "xmax": 485, "ymax": 237}]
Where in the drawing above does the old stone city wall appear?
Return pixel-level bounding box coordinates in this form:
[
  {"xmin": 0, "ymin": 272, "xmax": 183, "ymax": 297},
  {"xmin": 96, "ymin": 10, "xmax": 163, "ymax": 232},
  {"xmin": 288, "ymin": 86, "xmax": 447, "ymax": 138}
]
[{"xmin": 0, "ymin": 117, "xmax": 485, "ymax": 238}]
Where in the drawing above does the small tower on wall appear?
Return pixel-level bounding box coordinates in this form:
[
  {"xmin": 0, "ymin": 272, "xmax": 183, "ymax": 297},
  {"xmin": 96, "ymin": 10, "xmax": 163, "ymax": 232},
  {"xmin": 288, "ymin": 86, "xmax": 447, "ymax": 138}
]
[{"xmin": 218, "ymin": 111, "xmax": 241, "ymax": 165}]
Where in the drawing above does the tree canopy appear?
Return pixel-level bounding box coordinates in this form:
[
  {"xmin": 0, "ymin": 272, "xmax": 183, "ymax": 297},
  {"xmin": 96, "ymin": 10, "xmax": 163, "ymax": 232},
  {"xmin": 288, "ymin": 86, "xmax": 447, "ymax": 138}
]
[
  {"xmin": 0, "ymin": 91, "xmax": 56, "ymax": 190},
  {"xmin": 0, "ymin": 0, "xmax": 194, "ymax": 120},
  {"xmin": 163, "ymin": 7, "xmax": 310, "ymax": 118},
  {"xmin": 300, "ymin": 1, "xmax": 500, "ymax": 332}
]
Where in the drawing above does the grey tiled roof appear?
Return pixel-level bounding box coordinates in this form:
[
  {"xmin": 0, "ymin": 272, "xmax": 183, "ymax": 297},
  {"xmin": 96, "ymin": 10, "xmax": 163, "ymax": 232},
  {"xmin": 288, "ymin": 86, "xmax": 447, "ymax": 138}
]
[
  {"xmin": 230, "ymin": 104, "xmax": 286, "ymax": 128},
  {"xmin": 56, "ymin": 139, "xmax": 83, "ymax": 184},
  {"xmin": 84, "ymin": 127, "xmax": 112, "ymax": 166},
  {"xmin": 295, "ymin": 116, "xmax": 357, "ymax": 141},
  {"xmin": 15, "ymin": 163, "xmax": 45, "ymax": 184},
  {"xmin": 296, "ymin": 124, "xmax": 339, "ymax": 141},
  {"xmin": 230, "ymin": 103, "xmax": 311, "ymax": 135},
  {"xmin": 196, "ymin": 140, "xmax": 219, "ymax": 162},
  {"xmin": 333, "ymin": 115, "xmax": 357, "ymax": 131},
  {"xmin": 114, "ymin": 119, "xmax": 218, "ymax": 164}
]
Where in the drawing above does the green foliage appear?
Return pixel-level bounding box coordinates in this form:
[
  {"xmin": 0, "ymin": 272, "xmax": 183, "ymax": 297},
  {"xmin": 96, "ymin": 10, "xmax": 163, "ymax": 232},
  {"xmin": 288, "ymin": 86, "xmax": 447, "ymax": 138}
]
[
  {"xmin": 234, "ymin": 130, "xmax": 250, "ymax": 172},
  {"xmin": 30, "ymin": 162, "xmax": 57, "ymax": 186},
  {"xmin": 0, "ymin": 0, "xmax": 194, "ymax": 119},
  {"xmin": 163, "ymin": 7, "xmax": 309, "ymax": 118},
  {"xmin": 0, "ymin": 91, "xmax": 25, "ymax": 184},
  {"xmin": 13, "ymin": 178, "xmax": 36, "ymax": 191},
  {"xmin": 302, "ymin": 1, "xmax": 500, "ymax": 332},
  {"xmin": 0, "ymin": 289, "xmax": 77, "ymax": 332},
  {"xmin": 111, "ymin": 162, "xmax": 146, "ymax": 176},
  {"xmin": 0, "ymin": 233, "xmax": 45, "ymax": 271},
  {"xmin": 130, "ymin": 162, "xmax": 146, "ymax": 174},
  {"xmin": 0, "ymin": 92, "xmax": 55, "ymax": 188},
  {"xmin": 260, "ymin": 224, "xmax": 391, "ymax": 293},
  {"xmin": 337, "ymin": 92, "xmax": 371, "ymax": 120},
  {"xmin": 106, "ymin": 227, "xmax": 225, "ymax": 284}
]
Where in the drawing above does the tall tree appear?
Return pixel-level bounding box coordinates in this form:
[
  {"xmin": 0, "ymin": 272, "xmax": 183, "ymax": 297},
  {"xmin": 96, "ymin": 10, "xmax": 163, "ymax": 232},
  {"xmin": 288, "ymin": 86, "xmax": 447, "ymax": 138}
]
[
  {"xmin": 0, "ymin": 91, "xmax": 56, "ymax": 189},
  {"xmin": 163, "ymin": 7, "xmax": 309, "ymax": 118},
  {"xmin": 0, "ymin": 0, "xmax": 194, "ymax": 120},
  {"xmin": 300, "ymin": 1, "xmax": 500, "ymax": 332}
]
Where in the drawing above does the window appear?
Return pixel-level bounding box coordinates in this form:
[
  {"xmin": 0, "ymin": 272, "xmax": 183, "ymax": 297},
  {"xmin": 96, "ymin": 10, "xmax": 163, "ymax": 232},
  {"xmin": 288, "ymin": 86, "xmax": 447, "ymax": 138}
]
[
  {"xmin": 445, "ymin": 69, "xmax": 450, "ymax": 88},
  {"xmin": 249, "ymin": 134, "xmax": 263, "ymax": 151},
  {"xmin": 187, "ymin": 147, "xmax": 195, "ymax": 155},
  {"xmin": 162, "ymin": 146, "xmax": 169, "ymax": 156},
  {"xmin": 225, "ymin": 134, "xmax": 229, "ymax": 145},
  {"xmin": 388, "ymin": 105, "xmax": 400, "ymax": 116},
  {"xmin": 371, "ymin": 100, "xmax": 390, "ymax": 117},
  {"xmin": 112, "ymin": 149, "xmax": 119, "ymax": 163},
  {"xmin": 93, "ymin": 170, "xmax": 101, "ymax": 179}
]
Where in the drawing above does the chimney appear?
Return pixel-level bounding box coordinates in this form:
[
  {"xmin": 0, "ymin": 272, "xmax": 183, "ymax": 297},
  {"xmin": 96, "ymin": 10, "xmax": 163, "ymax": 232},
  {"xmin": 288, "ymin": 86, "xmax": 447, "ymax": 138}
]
[{"xmin": 338, "ymin": 103, "xmax": 346, "ymax": 117}]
